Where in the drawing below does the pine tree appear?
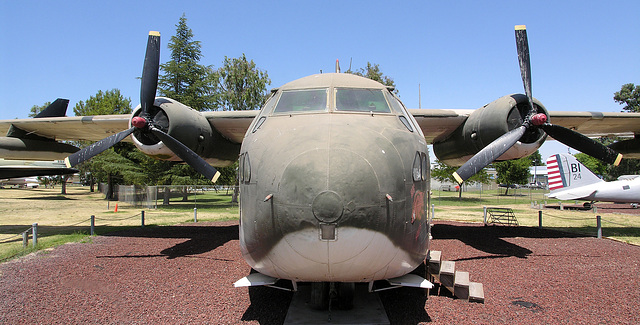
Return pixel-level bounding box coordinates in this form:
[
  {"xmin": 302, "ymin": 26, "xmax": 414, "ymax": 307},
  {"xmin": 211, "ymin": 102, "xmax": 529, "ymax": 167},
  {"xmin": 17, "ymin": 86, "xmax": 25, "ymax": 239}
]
[{"xmin": 158, "ymin": 14, "xmax": 214, "ymax": 111}]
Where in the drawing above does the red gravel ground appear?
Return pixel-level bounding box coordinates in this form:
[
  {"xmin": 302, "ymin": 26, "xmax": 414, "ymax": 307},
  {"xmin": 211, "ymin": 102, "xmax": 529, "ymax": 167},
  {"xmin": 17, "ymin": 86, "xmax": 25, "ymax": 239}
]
[{"xmin": 1, "ymin": 220, "xmax": 639, "ymax": 324}]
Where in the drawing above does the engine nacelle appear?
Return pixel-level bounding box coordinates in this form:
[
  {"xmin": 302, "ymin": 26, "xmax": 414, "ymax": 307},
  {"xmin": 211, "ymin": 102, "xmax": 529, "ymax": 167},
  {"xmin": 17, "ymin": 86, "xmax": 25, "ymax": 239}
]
[
  {"xmin": 130, "ymin": 97, "xmax": 240, "ymax": 167},
  {"xmin": 433, "ymin": 94, "xmax": 548, "ymax": 166}
]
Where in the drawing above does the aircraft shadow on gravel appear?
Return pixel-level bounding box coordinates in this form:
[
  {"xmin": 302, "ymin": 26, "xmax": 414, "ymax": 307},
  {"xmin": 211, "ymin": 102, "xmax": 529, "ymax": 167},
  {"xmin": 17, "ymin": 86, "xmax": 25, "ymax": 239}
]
[
  {"xmin": 99, "ymin": 224, "xmax": 239, "ymax": 259},
  {"xmin": 431, "ymin": 223, "xmax": 589, "ymax": 259}
]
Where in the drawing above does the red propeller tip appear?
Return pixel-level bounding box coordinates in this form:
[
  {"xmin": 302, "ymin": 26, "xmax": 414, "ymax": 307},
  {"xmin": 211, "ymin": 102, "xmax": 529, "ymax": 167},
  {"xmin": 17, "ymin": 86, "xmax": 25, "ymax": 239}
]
[
  {"xmin": 531, "ymin": 113, "xmax": 547, "ymax": 126},
  {"xmin": 132, "ymin": 116, "xmax": 147, "ymax": 128}
]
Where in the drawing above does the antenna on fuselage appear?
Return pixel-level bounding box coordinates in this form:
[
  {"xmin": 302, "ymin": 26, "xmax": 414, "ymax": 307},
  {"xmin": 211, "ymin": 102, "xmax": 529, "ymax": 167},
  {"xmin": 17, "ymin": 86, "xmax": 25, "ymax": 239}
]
[{"xmin": 335, "ymin": 59, "xmax": 340, "ymax": 73}]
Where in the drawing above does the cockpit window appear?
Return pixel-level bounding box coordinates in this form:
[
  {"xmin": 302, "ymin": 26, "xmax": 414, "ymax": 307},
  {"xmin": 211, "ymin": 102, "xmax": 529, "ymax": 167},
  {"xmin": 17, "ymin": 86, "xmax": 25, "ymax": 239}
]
[
  {"xmin": 335, "ymin": 88, "xmax": 391, "ymax": 113},
  {"xmin": 273, "ymin": 89, "xmax": 328, "ymax": 113}
]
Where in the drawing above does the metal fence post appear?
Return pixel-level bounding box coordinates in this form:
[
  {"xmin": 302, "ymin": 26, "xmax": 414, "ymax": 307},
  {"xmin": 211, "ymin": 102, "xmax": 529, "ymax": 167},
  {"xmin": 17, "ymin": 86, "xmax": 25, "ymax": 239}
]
[
  {"xmin": 32, "ymin": 223, "xmax": 38, "ymax": 248},
  {"xmin": 141, "ymin": 210, "xmax": 145, "ymax": 228},
  {"xmin": 22, "ymin": 231, "xmax": 28, "ymax": 248},
  {"xmin": 194, "ymin": 207, "xmax": 198, "ymax": 223},
  {"xmin": 597, "ymin": 215, "xmax": 602, "ymax": 239},
  {"xmin": 538, "ymin": 210, "xmax": 542, "ymax": 229},
  {"xmin": 483, "ymin": 206, "xmax": 488, "ymax": 225},
  {"xmin": 430, "ymin": 204, "xmax": 435, "ymax": 222}
]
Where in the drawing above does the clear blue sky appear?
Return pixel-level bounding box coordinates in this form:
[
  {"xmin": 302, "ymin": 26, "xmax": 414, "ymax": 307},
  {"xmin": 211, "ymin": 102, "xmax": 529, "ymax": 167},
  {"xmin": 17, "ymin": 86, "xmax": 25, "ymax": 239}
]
[{"xmin": 1, "ymin": 0, "xmax": 639, "ymax": 162}]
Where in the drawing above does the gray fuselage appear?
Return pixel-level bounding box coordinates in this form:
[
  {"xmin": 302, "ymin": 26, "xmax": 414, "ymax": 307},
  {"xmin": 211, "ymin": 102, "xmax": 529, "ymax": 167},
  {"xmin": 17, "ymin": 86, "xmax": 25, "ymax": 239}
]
[{"xmin": 238, "ymin": 73, "xmax": 430, "ymax": 282}]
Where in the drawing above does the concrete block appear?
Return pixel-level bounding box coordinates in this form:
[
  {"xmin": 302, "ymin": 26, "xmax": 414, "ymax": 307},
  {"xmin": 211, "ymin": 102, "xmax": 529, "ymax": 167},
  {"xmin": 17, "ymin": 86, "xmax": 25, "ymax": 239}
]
[
  {"xmin": 469, "ymin": 282, "xmax": 484, "ymax": 303},
  {"xmin": 427, "ymin": 250, "xmax": 441, "ymax": 275},
  {"xmin": 439, "ymin": 260, "xmax": 455, "ymax": 291},
  {"xmin": 453, "ymin": 271, "xmax": 469, "ymax": 299}
]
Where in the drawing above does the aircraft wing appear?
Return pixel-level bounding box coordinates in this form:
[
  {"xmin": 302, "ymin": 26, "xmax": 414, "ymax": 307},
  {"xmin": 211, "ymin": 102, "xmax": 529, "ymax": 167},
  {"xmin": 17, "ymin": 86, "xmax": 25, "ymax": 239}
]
[
  {"xmin": 2, "ymin": 108, "xmax": 638, "ymax": 145},
  {"xmin": 0, "ymin": 110, "xmax": 259, "ymax": 143},
  {"xmin": 0, "ymin": 160, "xmax": 77, "ymax": 179},
  {"xmin": 409, "ymin": 109, "xmax": 473, "ymax": 143},
  {"xmin": 409, "ymin": 109, "xmax": 640, "ymax": 143},
  {"xmin": 547, "ymin": 111, "xmax": 640, "ymax": 139},
  {"xmin": 0, "ymin": 115, "xmax": 131, "ymax": 142}
]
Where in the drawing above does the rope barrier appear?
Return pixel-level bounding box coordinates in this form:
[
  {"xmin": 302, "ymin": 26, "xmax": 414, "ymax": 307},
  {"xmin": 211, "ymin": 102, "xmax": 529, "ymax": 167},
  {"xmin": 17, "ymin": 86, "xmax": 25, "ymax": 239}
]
[
  {"xmin": 0, "ymin": 233, "xmax": 25, "ymax": 244},
  {"xmin": 0, "ymin": 227, "xmax": 33, "ymax": 243},
  {"xmin": 94, "ymin": 213, "xmax": 141, "ymax": 222},
  {"xmin": 600, "ymin": 217, "xmax": 633, "ymax": 228},
  {"xmin": 542, "ymin": 213, "xmax": 593, "ymax": 221},
  {"xmin": 0, "ymin": 212, "xmax": 143, "ymax": 248}
]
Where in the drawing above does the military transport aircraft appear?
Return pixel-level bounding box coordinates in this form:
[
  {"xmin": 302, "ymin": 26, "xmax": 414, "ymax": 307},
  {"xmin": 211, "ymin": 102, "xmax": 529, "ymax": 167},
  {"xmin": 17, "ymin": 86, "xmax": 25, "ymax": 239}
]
[
  {"xmin": 1, "ymin": 26, "xmax": 640, "ymax": 308},
  {"xmin": 547, "ymin": 153, "xmax": 640, "ymax": 205}
]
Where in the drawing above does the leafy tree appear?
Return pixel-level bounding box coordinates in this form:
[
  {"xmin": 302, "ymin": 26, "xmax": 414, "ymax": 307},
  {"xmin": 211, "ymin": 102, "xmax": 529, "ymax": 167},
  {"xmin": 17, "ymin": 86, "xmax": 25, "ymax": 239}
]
[
  {"xmin": 73, "ymin": 89, "xmax": 131, "ymax": 116},
  {"xmin": 210, "ymin": 54, "xmax": 270, "ymax": 201},
  {"xmin": 529, "ymin": 150, "xmax": 543, "ymax": 166},
  {"xmin": 431, "ymin": 160, "xmax": 490, "ymax": 199},
  {"xmin": 347, "ymin": 62, "xmax": 397, "ymax": 94},
  {"xmin": 614, "ymin": 83, "xmax": 640, "ymax": 112},
  {"xmin": 72, "ymin": 89, "xmax": 134, "ymax": 197},
  {"xmin": 158, "ymin": 13, "xmax": 215, "ymax": 111},
  {"xmin": 81, "ymin": 147, "xmax": 142, "ymax": 199},
  {"xmin": 28, "ymin": 101, "xmax": 51, "ymax": 117},
  {"xmin": 495, "ymin": 157, "xmax": 532, "ymax": 195},
  {"xmin": 216, "ymin": 161, "xmax": 238, "ymax": 186},
  {"xmin": 211, "ymin": 54, "xmax": 271, "ymax": 111},
  {"xmin": 610, "ymin": 85, "xmax": 640, "ymax": 179}
]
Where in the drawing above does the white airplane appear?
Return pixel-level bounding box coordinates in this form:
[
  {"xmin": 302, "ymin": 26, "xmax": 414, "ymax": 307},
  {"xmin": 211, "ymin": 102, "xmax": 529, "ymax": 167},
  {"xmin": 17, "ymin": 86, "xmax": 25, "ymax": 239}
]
[
  {"xmin": 547, "ymin": 153, "xmax": 640, "ymax": 204},
  {"xmin": 0, "ymin": 176, "xmax": 39, "ymax": 188}
]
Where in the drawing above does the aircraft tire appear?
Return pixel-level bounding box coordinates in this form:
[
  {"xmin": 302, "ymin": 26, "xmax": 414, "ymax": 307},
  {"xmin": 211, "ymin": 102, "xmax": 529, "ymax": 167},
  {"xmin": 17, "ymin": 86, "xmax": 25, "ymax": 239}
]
[
  {"xmin": 309, "ymin": 282, "xmax": 329, "ymax": 310},
  {"xmin": 337, "ymin": 282, "xmax": 355, "ymax": 310}
]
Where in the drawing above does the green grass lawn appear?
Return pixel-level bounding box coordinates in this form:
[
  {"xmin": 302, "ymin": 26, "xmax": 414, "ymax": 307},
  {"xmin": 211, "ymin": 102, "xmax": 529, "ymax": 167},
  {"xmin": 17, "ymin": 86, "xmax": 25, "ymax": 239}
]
[{"xmin": 1, "ymin": 187, "xmax": 638, "ymax": 262}]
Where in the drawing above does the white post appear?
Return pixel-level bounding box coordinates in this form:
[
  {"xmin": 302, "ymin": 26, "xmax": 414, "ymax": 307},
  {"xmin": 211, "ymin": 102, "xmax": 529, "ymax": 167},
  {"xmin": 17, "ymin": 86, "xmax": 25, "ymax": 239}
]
[
  {"xmin": 32, "ymin": 223, "xmax": 38, "ymax": 248},
  {"xmin": 483, "ymin": 207, "xmax": 487, "ymax": 225}
]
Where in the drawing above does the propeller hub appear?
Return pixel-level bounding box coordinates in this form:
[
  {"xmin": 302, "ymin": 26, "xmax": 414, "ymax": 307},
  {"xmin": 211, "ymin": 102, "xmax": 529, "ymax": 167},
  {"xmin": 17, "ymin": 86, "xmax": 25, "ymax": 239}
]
[
  {"xmin": 531, "ymin": 113, "xmax": 547, "ymax": 126},
  {"xmin": 132, "ymin": 116, "xmax": 148, "ymax": 129}
]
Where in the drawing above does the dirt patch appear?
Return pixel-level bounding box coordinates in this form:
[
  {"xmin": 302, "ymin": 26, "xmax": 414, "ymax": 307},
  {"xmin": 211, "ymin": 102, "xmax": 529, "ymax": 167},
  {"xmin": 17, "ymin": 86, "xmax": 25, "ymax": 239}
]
[{"xmin": 1, "ymin": 220, "xmax": 639, "ymax": 324}]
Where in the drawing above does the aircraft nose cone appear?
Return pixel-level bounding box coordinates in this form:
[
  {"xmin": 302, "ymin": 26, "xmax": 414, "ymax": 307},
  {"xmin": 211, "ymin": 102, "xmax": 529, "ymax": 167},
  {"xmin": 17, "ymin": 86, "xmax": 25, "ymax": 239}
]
[{"xmin": 312, "ymin": 190, "xmax": 344, "ymax": 223}]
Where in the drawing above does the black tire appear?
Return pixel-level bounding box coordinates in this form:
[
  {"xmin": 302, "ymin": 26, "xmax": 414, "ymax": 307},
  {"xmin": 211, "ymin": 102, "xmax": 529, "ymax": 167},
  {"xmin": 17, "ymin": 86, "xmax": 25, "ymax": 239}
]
[
  {"xmin": 337, "ymin": 282, "xmax": 355, "ymax": 310},
  {"xmin": 309, "ymin": 282, "xmax": 329, "ymax": 310}
]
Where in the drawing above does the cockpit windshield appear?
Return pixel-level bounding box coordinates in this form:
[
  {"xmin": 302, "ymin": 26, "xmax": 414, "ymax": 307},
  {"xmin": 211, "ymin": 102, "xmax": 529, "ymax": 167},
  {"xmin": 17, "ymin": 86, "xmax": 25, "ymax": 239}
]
[
  {"xmin": 335, "ymin": 88, "xmax": 391, "ymax": 113},
  {"xmin": 273, "ymin": 89, "xmax": 328, "ymax": 113}
]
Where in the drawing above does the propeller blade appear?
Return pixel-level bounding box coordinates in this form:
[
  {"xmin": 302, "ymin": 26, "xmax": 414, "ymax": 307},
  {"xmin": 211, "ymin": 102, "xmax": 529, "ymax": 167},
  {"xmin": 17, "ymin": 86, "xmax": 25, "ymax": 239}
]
[
  {"xmin": 140, "ymin": 31, "xmax": 161, "ymax": 117},
  {"xmin": 149, "ymin": 127, "xmax": 221, "ymax": 183},
  {"xmin": 64, "ymin": 127, "xmax": 135, "ymax": 167},
  {"xmin": 453, "ymin": 125, "xmax": 527, "ymax": 183},
  {"xmin": 541, "ymin": 124, "xmax": 623, "ymax": 166},
  {"xmin": 515, "ymin": 25, "xmax": 533, "ymax": 106}
]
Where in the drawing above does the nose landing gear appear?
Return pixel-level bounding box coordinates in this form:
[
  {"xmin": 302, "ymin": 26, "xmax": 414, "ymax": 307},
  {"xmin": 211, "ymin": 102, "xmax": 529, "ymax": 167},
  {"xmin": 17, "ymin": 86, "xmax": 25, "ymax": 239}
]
[{"xmin": 309, "ymin": 282, "xmax": 355, "ymax": 310}]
